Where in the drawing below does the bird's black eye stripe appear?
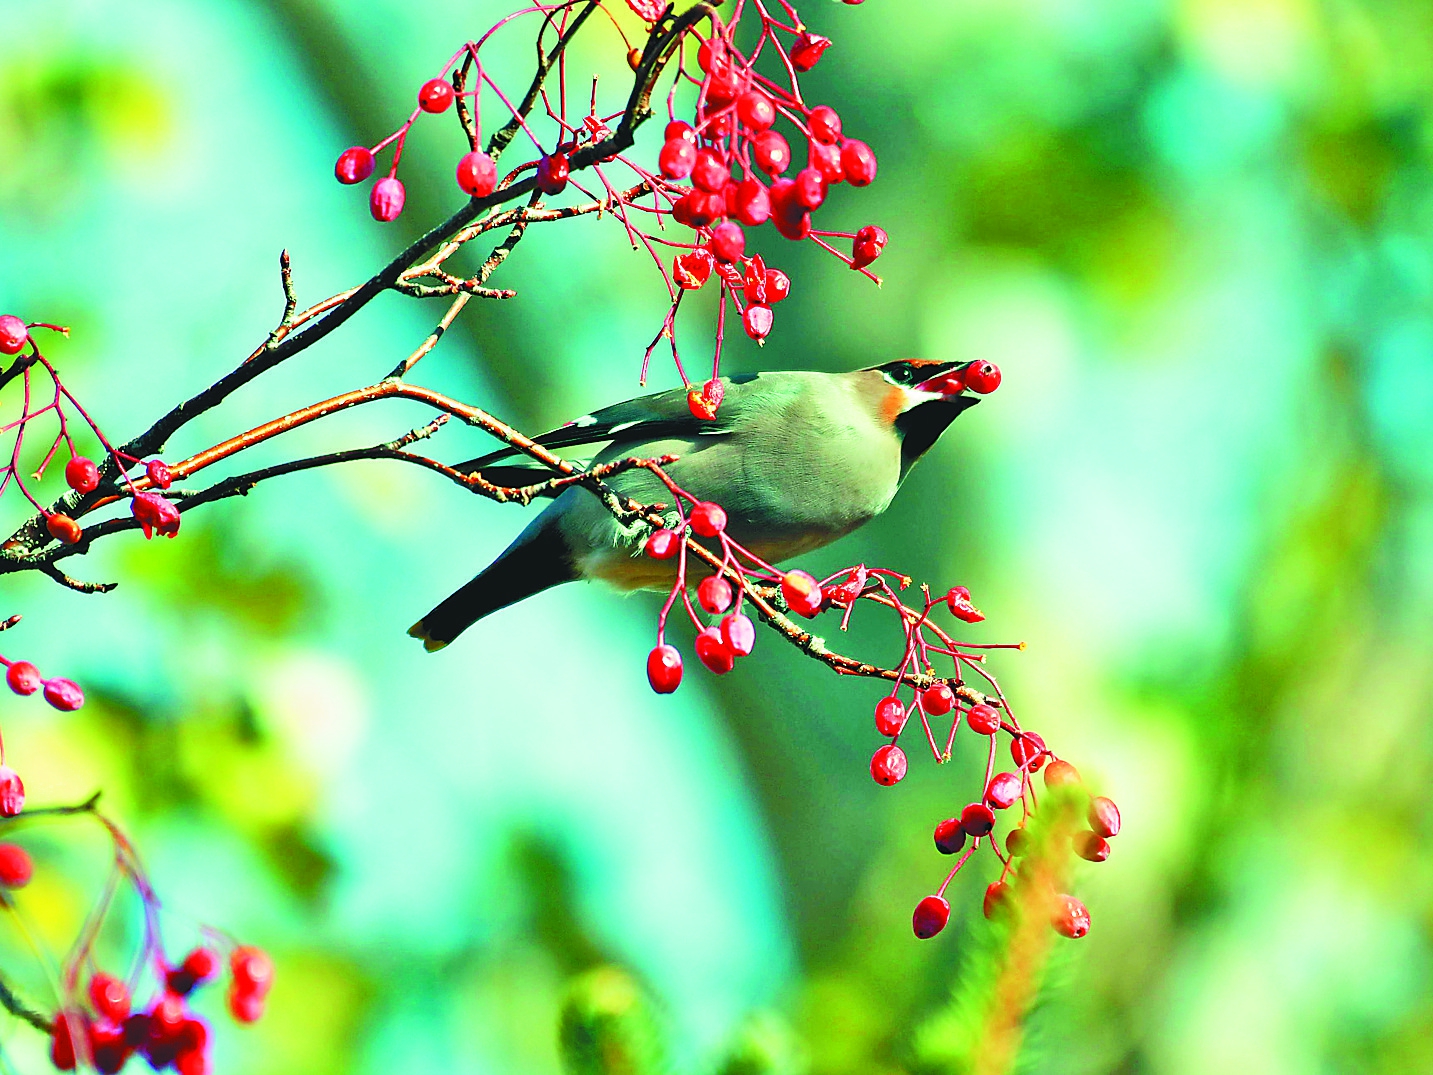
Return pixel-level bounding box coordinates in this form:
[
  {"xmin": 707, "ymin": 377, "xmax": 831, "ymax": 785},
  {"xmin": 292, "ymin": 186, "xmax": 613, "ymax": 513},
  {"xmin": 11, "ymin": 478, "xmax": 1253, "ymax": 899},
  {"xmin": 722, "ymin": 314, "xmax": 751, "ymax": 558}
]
[{"xmin": 882, "ymin": 362, "xmax": 921, "ymax": 387}]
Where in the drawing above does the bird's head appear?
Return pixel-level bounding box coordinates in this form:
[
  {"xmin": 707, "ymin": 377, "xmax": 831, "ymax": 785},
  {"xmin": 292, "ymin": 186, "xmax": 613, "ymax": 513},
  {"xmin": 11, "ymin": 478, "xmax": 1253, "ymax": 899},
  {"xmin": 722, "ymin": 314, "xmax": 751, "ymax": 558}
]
[{"xmin": 858, "ymin": 358, "xmax": 999, "ymax": 477}]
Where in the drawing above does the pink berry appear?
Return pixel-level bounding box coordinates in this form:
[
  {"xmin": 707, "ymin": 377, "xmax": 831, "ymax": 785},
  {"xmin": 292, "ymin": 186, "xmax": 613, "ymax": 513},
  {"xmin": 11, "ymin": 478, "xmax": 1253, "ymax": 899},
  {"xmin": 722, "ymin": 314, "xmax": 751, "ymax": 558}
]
[
  {"xmin": 808, "ymin": 140, "xmax": 844, "ymax": 184},
  {"xmin": 945, "ymin": 585, "xmax": 985, "ymax": 623},
  {"xmin": 752, "ymin": 130, "xmax": 791, "ymax": 176},
  {"xmin": 370, "ymin": 176, "xmax": 406, "ymax": 221},
  {"xmin": 781, "ymin": 570, "xmax": 822, "ymax": 617},
  {"xmin": 743, "ymin": 303, "xmax": 774, "ymax": 342},
  {"xmin": 851, "ymin": 224, "xmax": 887, "ymax": 269},
  {"xmin": 736, "ymin": 89, "xmax": 775, "ymax": 131},
  {"xmin": 644, "ymin": 529, "xmax": 680, "ymax": 559},
  {"xmin": 691, "ymin": 148, "xmax": 729, "ymax": 194},
  {"xmin": 841, "ymin": 139, "xmax": 877, "ymax": 186},
  {"xmin": 933, "ymin": 818, "xmax": 965, "ymax": 855},
  {"xmin": 0, "ymin": 767, "xmax": 23, "ymax": 817},
  {"xmin": 983, "ymin": 881, "xmax": 1011, "ymax": 919},
  {"xmin": 690, "ymin": 501, "xmax": 727, "ymax": 537},
  {"xmin": 664, "ymin": 120, "xmax": 697, "ymax": 145},
  {"xmin": 6, "ymin": 661, "xmax": 41, "ymax": 696},
  {"xmin": 792, "ymin": 167, "xmax": 826, "ymax": 211},
  {"xmin": 912, "ymin": 894, "xmax": 950, "ymax": 939},
  {"xmin": 646, "ymin": 644, "xmax": 683, "ymax": 693},
  {"xmin": 456, "ymin": 151, "xmax": 498, "ymax": 197},
  {"xmin": 146, "ymin": 459, "xmax": 173, "ymax": 489},
  {"xmin": 964, "ymin": 360, "xmax": 1002, "ymax": 394},
  {"xmin": 1043, "ymin": 759, "xmax": 1081, "ymax": 789},
  {"xmin": 807, "ymin": 106, "xmax": 842, "ymax": 145},
  {"xmin": 960, "ymin": 802, "xmax": 995, "ymax": 837},
  {"xmin": 709, "ymin": 222, "xmax": 745, "ymax": 263},
  {"xmin": 870, "ymin": 743, "xmax": 907, "ymax": 786},
  {"xmin": 790, "ymin": 32, "xmax": 831, "ymax": 73},
  {"xmin": 418, "ymin": 78, "xmax": 454, "ymax": 113},
  {"xmin": 985, "ymin": 771, "xmax": 1021, "ymax": 810},
  {"xmin": 966, "ymin": 703, "xmax": 1000, "ymax": 735},
  {"xmin": 694, "ymin": 626, "xmax": 735, "ymax": 674},
  {"xmin": 922, "ymin": 682, "xmax": 955, "ymax": 716},
  {"xmin": 874, "ymin": 696, "xmax": 906, "ymax": 737},
  {"xmin": 88, "ymin": 973, "xmax": 130, "ymax": 1023},
  {"xmin": 334, "ymin": 146, "xmax": 375, "ymax": 184},
  {"xmin": 1051, "ymin": 894, "xmax": 1091, "ymax": 938},
  {"xmin": 697, "ymin": 576, "xmax": 734, "ymax": 615},
  {"xmin": 0, "ymin": 315, "xmax": 28, "ymax": 355},
  {"xmin": 1089, "ymin": 796, "xmax": 1121, "ymax": 838},
  {"xmin": 132, "ymin": 492, "xmax": 181, "ymax": 539},
  {"xmin": 733, "ymin": 178, "xmax": 770, "ymax": 226},
  {"xmin": 719, "ymin": 612, "xmax": 755, "ymax": 656},
  {"xmin": 1011, "ymin": 732, "xmax": 1047, "ymax": 773},
  {"xmin": 658, "ymin": 138, "xmax": 697, "ymax": 179},
  {"xmin": 0, "ymin": 844, "xmax": 31, "ymax": 887},
  {"xmin": 1074, "ymin": 831, "xmax": 1111, "ymax": 862},
  {"xmin": 535, "ymin": 153, "xmax": 570, "ymax": 195},
  {"xmin": 65, "ymin": 456, "xmax": 99, "ymax": 494},
  {"xmin": 43, "ymin": 678, "xmax": 84, "ymax": 712}
]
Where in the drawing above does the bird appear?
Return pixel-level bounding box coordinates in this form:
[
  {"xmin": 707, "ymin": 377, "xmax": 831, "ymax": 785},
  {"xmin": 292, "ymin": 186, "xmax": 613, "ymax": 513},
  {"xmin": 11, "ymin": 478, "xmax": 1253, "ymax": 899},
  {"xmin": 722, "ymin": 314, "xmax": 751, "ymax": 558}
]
[{"xmin": 409, "ymin": 358, "xmax": 987, "ymax": 651}]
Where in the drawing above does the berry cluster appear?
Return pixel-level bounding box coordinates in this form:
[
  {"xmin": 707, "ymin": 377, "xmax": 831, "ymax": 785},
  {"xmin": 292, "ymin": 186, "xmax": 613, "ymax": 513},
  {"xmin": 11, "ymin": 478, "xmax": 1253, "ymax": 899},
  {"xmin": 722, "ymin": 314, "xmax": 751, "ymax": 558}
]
[{"xmin": 332, "ymin": 2, "xmax": 883, "ymax": 412}]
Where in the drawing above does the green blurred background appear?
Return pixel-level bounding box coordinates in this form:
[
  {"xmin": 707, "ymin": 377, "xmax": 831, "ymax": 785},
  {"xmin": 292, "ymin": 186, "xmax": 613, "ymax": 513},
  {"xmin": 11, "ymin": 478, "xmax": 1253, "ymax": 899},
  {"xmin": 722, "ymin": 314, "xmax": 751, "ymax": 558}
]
[{"xmin": 2, "ymin": 0, "xmax": 1432, "ymax": 1072}]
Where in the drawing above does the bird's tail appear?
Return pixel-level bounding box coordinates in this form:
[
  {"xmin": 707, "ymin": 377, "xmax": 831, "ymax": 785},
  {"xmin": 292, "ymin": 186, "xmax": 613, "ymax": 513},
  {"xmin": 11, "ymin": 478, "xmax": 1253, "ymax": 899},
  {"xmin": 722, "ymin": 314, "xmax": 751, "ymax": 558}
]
[{"xmin": 408, "ymin": 523, "xmax": 576, "ymax": 651}]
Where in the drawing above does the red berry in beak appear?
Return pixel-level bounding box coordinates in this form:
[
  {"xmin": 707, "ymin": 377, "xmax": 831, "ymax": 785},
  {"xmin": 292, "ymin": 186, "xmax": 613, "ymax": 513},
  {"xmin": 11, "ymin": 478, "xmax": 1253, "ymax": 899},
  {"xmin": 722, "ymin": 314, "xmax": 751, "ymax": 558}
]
[{"xmin": 963, "ymin": 360, "xmax": 1002, "ymax": 394}]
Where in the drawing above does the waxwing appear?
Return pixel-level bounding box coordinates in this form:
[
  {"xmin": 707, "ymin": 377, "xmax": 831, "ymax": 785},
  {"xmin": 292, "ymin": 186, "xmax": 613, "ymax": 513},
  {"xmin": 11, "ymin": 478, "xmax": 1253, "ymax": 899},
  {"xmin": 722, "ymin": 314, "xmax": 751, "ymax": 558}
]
[{"xmin": 410, "ymin": 358, "xmax": 988, "ymax": 650}]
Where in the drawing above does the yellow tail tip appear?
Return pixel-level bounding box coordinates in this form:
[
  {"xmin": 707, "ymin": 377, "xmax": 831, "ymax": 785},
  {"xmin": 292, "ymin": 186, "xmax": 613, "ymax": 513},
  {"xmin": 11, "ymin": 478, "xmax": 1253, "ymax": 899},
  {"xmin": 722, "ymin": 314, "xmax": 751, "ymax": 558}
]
[{"xmin": 407, "ymin": 621, "xmax": 448, "ymax": 652}]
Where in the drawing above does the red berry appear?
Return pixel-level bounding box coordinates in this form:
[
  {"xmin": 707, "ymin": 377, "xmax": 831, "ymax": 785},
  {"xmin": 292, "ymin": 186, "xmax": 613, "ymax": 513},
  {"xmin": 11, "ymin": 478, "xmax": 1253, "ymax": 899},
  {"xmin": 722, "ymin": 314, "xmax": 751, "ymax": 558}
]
[
  {"xmin": 709, "ymin": 222, "xmax": 745, "ymax": 263},
  {"xmin": 808, "ymin": 140, "xmax": 844, "ymax": 184},
  {"xmin": 736, "ymin": 89, "xmax": 776, "ymax": 131},
  {"xmin": 1006, "ymin": 828, "xmax": 1028, "ymax": 857},
  {"xmin": 370, "ymin": 176, "xmax": 405, "ymax": 221},
  {"xmin": 176, "ymin": 1046, "xmax": 210, "ymax": 1075},
  {"xmin": 870, "ymin": 743, "xmax": 907, "ymax": 786},
  {"xmin": 1088, "ymin": 796, "xmax": 1121, "ymax": 838},
  {"xmin": 456, "ymin": 151, "xmax": 498, "ymax": 197},
  {"xmin": 1043, "ymin": 760, "xmax": 1081, "ymax": 789},
  {"xmin": 0, "ymin": 315, "xmax": 29, "ymax": 355},
  {"xmin": 691, "ymin": 147, "xmax": 728, "ymax": 193},
  {"xmin": 659, "ymin": 138, "xmax": 697, "ymax": 179},
  {"xmin": 6, "ymin": 660, "xmax": 41, "ymax": 695},
  {"xmin": 694, "ymin": 626, "xmax": 735, "ymax": 674},
  {"xmin": 664, "ymin": 120, "xmax": 697, "ymax": 145},
  {"xmin": 807, "ymin": 105, "xmax": 842, "ymax": 145},
  {"xmin": 89, "ymin": 1022, "xmax": 127, "ymax": 1075},
  {"xmin": 0, "ymin": 843, "xmax": 31, "ymax": 887},
  {"xmin": 132, "ymin": 492, "xmax": 181, "ymax": 539},
  {"xmin": 983, "ymin": 881, "xmax": 1011, "ymax": 919},
  {"xmin": 743, "ymin": 303, "xmax": 774, "ymax": 342},
  {"xmin": 535, "ymin": 153, "xmax": 570, "ymax": 195},
  {"xmin": 790, "ymin": 32, "xmax": 831, "ymax": 72},
  {"xmin": 922, "ymin": 682, "xmax": 955, "ymax": 716},
  {"xmin": 851, "ymin": 224, "xmax": 887, "ymax": 269},
  {"xmin": 674, "ymin": 190, "xmax": 722, "ymax": 227},
  {"xmin": 418, "ymin": 77, "xmax": 454, "ymax": 113},
  {"xmin": 733, "ymin": 178, "xmax": 770, "ymax": 226},
  {"xmin": 874, "ymin": 695, "xmax": 906, "ymax": 737},
  {"xmin": 964, "ymin": 360, "xmax": 1002, "ymax": 394},
  {"xmin": 1051, "ymin": 894, "xmax": 1091, "ymax": 938},
  {"xmin": 912, "ymin": 894, "xmax": 950, "ymax": 939},
  {"xmin": 65, "ymin": 456, "xmax": 100, "ymax": 494},
  {"xmin": 47, "ymin": 514, "xmax": 82, "ymax": 544},
  {"xmin": 51, "ymin": 1014, "xmax": 79, "ymax": 1071},
  {"xmin": 150, "ymin": 992, "xmax": 187, "ymax": 1036},
  {"xmin": 770, "ymin": 183, "xmax": 811, "ymax": 240},
  {"xmin": 966, "ymin": 703, "xmax": 1000, "ymax": 735},
  {"xmin": 89, "ymin": 973, "xmax": 131, "ymax": 1022},
  {"xmin": 690, "ymin": 501, "xmax": 727, "ymax": 537},
  {"xmin": 704, "ymin": 65, "xmax": 744, "ymax": 106},
  {"xmin": 230, "ymin": 946, "xmax": 274, "ymax": 996},
  {"xmin": 985, "ymin": 771, "xmax": 1022, "ymax": 810},
  {"xmin": 1011, "ymin": 732, "xmax": 1047, "ymax": 773},
  {"xmin": 644, "ymin": 529, "xmax": 680, "ymax": 559},
  {"xmin": 697, "ymin": 575, "xmax": 734, "ymax": 614},
  {"xmin": 44, "ymin": 678, "xmax": 84, "ymax": 711},
  {"xmin": 673, "ymin": 247, "xmax": 715, "ymax": 290},
  {"xmin": 945, "ymin": 585, "xmax": 985, "ymax": 623},
  {"xmin": 781, "ymin": 569, "xmax": 822, "ymax": 617},
  {"xmin": 719, "ymin": 612, "xmax": 755, "ymax": 656},
  {"xmin": 841, "ymin": 139, "xmax": 877, "ymax": 186},
  {"xmin": 1074, "ymin": 830, "xmax": 1111, "ymax": 862},
  {"xmin": 792, "ymin": 167, "xmax": 826, "ymax": 211},
  {"xmin": 687, "ymin": 377, "xmax": 724, "ymax": 420},
  {"xmin": 228, "ymin": 987, "xmax": 264, "ymax": 1024},
  {"xmin": 933, "ymin": 818, "xmax": 965, "ymax": 855},
  {"xmin": 0, "ymin": 766, "xmax": 24, "ymax": 817},
  {"xmin": 960, "ymin": 802, "xmax": 995, "ymax": 837},
  {"xmin": 334, "ymin": 147, "xmax": 375, "ymax": 185},
  {"xmin": 146, "ymin": 459, "xmax": 173, "ymax": 489},
  {"xmin": 751, "ymin": 130, "xmax": 791, "ymax": 176},
  {"xmin": 182, "ymin": 947, "xmax": 220, "ymax": 983},
  {"xmin": 646, "ymin": 644, "xmax": 683, "ymax": 693}
]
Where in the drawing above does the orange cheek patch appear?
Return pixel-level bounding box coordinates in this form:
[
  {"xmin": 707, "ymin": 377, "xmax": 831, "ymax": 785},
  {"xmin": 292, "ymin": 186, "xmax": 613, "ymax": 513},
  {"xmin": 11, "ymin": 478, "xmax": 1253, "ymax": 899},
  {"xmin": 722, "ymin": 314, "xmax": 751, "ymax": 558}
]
[{"xmin": 881, "ymin": 386, "xmax": 906, "ymax": 425}]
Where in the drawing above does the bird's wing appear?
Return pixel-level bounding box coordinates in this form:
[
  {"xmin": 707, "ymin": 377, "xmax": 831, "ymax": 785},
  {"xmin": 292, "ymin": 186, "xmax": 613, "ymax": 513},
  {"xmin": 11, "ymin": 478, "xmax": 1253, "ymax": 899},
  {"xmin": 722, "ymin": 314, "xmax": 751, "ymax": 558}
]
[{"xmin": 453, "ymin": 382, "xmax": 739, "ymax": 482}]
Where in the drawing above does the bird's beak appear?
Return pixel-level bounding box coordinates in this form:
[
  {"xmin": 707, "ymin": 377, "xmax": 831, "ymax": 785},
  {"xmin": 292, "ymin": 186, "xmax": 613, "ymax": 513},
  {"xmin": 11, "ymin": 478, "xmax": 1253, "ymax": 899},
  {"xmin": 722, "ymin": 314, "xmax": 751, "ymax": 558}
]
[{"xmin": 913, "ymin": 362, "xmax": 973, "ymax": 400}]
